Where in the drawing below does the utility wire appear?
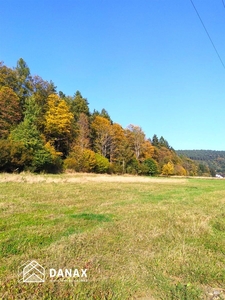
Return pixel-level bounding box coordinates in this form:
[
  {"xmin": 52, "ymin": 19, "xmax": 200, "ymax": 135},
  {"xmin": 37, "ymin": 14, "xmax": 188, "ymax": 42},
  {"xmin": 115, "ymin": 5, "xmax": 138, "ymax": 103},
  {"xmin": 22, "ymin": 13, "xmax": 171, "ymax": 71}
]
[
  {"xmin": 189, "ymin": 0, "xmax": 225, "ymax": 69},
  {"xmin": 222, "ymin": 0, "xmax": 225, "ymax": 8}
]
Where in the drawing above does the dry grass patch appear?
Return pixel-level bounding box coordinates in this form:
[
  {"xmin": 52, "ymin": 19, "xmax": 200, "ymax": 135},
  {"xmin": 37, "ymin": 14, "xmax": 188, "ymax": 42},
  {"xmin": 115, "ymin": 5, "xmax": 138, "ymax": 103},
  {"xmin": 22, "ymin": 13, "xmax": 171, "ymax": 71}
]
[{"xmin": 0, "ymin": 172, "xmax": 188, "ymax": 184}]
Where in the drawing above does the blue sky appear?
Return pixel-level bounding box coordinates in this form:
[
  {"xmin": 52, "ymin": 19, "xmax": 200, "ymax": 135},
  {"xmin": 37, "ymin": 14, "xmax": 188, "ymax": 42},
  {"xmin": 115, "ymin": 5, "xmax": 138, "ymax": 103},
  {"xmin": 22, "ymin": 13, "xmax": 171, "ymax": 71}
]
[{"xmin": 1, "ymin": 0, "xmax": 225, "ymax": 150}]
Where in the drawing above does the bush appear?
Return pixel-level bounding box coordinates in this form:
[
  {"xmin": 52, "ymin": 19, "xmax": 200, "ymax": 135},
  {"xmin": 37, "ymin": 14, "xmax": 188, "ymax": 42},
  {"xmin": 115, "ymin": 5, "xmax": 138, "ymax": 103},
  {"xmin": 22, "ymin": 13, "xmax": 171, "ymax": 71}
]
[
  {"xmin": 174, "ymin": 164, "xmax": 186, "ymax": 176},
  {"xmin": 94, "ymin": 153, "xmax": 109, "ymax": 173},
  {"xmin": 0, "ymin": 139, "xmax": 62, "ymax": 174},
  {"xmin": 110, "ymin": 163, "xmax": 124, "ymax": 174},
  {"xmin": 0, "ymin": 139, "xmax": 33, "ymax": 172},
  {"xmin": 126, "ymin": 158, "xmax": 139, "ymax": 175},
  {"xmin": 64, "ymin": 147, "xmax": 96, "ymax": 172},
  {"xmin": 31, "ymin": 148, "xmax": 63, "ymax": 173},
  {"xmin": 142, "ymin": 158, "xmax": 158, "ymax": 176}
]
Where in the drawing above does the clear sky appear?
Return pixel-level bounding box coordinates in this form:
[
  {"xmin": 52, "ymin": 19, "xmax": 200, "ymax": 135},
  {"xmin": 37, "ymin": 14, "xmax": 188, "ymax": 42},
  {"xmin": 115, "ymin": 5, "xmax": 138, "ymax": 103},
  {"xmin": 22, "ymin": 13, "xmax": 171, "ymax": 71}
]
[{"xmin": 1, "ymin": 0, "xmax": 225, "ymax": 150}]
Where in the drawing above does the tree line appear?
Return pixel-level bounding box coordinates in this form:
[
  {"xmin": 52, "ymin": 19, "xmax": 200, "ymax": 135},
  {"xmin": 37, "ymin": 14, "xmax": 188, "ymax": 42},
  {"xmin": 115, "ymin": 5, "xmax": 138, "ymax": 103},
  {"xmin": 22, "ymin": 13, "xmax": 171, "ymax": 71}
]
[{"xmin": 0, "ymin": 58, "xmax": 211, "ymax": 176}]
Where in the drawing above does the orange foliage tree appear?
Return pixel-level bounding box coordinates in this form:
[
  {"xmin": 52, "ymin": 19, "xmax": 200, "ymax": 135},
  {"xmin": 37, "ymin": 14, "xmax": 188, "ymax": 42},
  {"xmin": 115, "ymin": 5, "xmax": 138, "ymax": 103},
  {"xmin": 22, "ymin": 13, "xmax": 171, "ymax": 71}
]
[{"xmin": 0, "ymin": 86, "xmax": 22, "ymax": 138}]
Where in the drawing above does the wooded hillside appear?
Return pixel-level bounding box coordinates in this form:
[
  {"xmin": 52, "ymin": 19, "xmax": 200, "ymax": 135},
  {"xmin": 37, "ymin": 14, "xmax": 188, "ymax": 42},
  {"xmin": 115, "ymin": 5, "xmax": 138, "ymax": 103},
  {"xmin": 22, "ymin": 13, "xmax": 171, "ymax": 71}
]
[
  {"xmin": 0, "ymin": 58, "xmax": 212, "ymax": 176},
  {"xmin": 177, "ymin": 150, "xmax": 225, "ymax": 177}
]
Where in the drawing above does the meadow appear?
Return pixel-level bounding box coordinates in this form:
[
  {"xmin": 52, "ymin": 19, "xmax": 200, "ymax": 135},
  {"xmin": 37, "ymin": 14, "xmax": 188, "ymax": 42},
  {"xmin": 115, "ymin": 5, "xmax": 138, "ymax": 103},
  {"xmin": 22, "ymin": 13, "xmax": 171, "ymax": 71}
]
[{"xmin": 0, "ymin": 173, "xmax": 225, "ymax": 299}]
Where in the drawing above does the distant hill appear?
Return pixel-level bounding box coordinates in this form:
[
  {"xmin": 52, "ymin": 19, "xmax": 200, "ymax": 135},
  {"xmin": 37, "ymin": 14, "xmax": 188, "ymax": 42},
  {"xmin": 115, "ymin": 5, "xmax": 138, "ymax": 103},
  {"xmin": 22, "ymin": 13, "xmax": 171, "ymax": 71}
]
[{"xmin": 176, "ymin": 150, "xmax": 225, "ymax": 176}]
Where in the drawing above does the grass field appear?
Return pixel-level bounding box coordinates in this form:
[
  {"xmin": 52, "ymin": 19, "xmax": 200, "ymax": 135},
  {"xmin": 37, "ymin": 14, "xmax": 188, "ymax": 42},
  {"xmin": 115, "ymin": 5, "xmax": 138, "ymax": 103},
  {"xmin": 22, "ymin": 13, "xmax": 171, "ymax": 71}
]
[{"xmin": 0, "ymin": 173, "xmax": 225, "ymax": 299}]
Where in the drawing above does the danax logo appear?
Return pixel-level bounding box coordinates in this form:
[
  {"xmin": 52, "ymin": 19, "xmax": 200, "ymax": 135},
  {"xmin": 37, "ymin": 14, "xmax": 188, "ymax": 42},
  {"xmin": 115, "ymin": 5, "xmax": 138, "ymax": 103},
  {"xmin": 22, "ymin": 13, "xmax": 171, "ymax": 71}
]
[
  {"xmin": 18, "ymin": 260, "xmax": 45, "ymax": 283},
  {"xmin": 50, "ymin": 268, "xmax": 88, "ymax": 281},
  {"xmin": 18, "ymin": 260, "xmax": 88, "ymax": 283}
]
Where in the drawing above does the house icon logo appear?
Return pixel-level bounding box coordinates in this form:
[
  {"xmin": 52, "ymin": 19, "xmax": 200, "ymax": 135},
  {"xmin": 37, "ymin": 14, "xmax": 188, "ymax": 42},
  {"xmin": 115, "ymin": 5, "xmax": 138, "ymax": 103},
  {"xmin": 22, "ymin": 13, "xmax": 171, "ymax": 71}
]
[{"xmin": 18, "ymin": 260, "xmax": 45, "ymax": 283}]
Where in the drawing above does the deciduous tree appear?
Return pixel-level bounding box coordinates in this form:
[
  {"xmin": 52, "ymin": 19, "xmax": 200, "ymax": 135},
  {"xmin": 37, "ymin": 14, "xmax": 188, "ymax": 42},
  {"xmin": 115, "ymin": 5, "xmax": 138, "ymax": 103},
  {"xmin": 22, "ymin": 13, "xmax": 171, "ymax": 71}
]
[
  {"xmin": 0, "ymin": 86, "xmax": 22, "ymax": 138},
  {"xmin": 126, "ymin": 124, "xmax": 146, "ymax": 161},
  {"xmin": 64, "ymin": 146, "xmax": 96, "ymax": 172},
  {"xmin": 76, "ymin": 113, "xmax": 90, "ymax": 150},
  {"xmin": 0, "ymin": 62, "xmax": 18, "ymax": 92},
  {"xmin": 44, "ymin": 94, "xmax": 73, "ymax": 155},
  {"xmin": 162, "ymin": 161, "xmax": 174, "ymax": 176},
  {"xmin": 91, "ymin": 116, "xmax": 112, "ymax": 157}
]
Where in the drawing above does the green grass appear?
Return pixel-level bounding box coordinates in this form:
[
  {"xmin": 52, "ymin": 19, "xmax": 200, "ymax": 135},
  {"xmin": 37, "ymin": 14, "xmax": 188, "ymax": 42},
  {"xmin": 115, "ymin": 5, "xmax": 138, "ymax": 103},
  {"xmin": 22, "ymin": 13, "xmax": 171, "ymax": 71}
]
[{"xmin": 0, "ymin": 174, "xmax": 225, "ymax": 299}]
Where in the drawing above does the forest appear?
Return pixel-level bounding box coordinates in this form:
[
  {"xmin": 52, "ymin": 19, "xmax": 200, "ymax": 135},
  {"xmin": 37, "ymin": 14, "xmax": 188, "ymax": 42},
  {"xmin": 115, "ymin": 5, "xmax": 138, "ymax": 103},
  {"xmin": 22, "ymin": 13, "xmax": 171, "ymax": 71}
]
[
  {"xmin": 0, "ymin": 58, "xmax": 214, "ymax": 176},
  {"xmin": 177, "ymin": 150, "xmax": 225, "ymax": 177}
]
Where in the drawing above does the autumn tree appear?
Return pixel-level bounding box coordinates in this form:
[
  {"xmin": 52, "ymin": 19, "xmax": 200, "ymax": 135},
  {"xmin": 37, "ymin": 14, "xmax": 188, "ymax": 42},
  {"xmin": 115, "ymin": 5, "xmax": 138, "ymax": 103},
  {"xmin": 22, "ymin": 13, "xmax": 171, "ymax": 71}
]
[
  {"xmin": 91, "ymin": 116, "xmax": 112, "ymax": 157},
  {"xmin": 174, "ymin": 164, "xmax": 186, "ymax": 176},
  {"xmin": 162, "ymin": 161, "xmax": 174, "ymax": 176},
  {"xmin": 30, "ymin": 76, "xmax": 57, "ymax": 131},
  {"xmin": 182, "ymin": 157, "xmax": 198, "ymax": 176},
  {"xmin": 116, "ymin": 140, "xmax": 134, "ymax": 174},
  {"xmin": 110, "ymin": 123, "xmax": 125, "ymax": 162},
  {"xmin": 64, "ymin": 146, "xmax": 96, "ymax": 172},
  {"xmin": 126, "ymin": 124, "xmax": 146, "ymax": 161},
  {"xmin": 109, "ymin": 123, "xmax": 133, "ymax": 173},
  {"xmin": 44, "ymin": 94, "xmax": 73, "ymax": 155},
  {"xmin": 0, "ymin": 139, "xmax": 32, "ymax": 172},
  {"xmin": 142, "ymin": 140, "xmax": 154, "ymax": 160},
  {"xmin": 31, "ymin": 75, "xmax": 56, "ymax": 107},
  {"xmin": 76, "ymin": 113, "xmax": 90, "ymax": 150},
  {"xmin": 0, "ymin": 62, "xmax": 18, "ymax": 92},
  {"xmin": 0, "ymin": 86, "xmax": 22, "ymax": 138}
]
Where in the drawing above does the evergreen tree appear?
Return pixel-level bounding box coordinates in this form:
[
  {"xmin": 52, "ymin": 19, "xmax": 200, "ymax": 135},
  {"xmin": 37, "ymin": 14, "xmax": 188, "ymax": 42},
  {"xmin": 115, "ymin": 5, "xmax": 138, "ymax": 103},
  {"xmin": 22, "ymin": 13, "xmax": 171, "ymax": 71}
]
[
  {"xmin": 152, "ymin": 134, "xmax": 159, "ymax": 147},
  {"xmin": 15, "ymin": 58, "xmax": 32, "ymax": 107},
  {"xmin": 70, "ymin": 91, "xmax": 90, "ymax": 121}
]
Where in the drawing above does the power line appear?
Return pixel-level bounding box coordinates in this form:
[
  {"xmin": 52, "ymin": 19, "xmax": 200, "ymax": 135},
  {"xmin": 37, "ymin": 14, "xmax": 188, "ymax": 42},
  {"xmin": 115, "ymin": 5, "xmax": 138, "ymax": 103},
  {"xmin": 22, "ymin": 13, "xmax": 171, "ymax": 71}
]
[
  {"xmin": 189, "ymin": 0, "xmax": 225, "ymax": 69},
  {"xmin": 222, "ymin": 0, "xmax": 225, "ymax": 8}
]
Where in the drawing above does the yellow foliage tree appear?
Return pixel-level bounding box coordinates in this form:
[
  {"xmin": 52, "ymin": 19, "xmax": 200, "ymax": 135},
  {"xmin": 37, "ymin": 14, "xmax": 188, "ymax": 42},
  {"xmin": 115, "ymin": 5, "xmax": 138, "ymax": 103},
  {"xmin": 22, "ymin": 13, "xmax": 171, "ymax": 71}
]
[
  {"xmin": 91, "ymin": 116, "xmax": 112, "ymax": 157},
  {"xmin": 44, "ymin": 141, "xmax": 62, "ymax": 158},
  {"xmin": 64, "ymin": 146, "xmax": 96, "ymax": 172},
  {"xmin": 45, "ymin": 94, "xmax": 73, "ymax": 137},
  {"xmin": 110, "ymin": 123, "xmax": 125, "ymax": 162},
  {"xmin": 162, "ymin": 161, "xmax": 174, "ymax": 176},
  {"xmin": 44, "ymin": 94, "xmax": 73, "ymax": 154}
]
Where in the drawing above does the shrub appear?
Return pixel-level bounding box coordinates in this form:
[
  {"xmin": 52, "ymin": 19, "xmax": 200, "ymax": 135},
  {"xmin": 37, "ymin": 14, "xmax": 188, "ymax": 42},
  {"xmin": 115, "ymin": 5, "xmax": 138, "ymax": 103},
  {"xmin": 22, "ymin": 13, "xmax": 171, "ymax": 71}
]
[
  {"xmin": 64, "ymin": 147, "xmax": 96, "ymax": 172},
  {"xmin": 94, "ymin": 153, "xmax": 109, "ymax": 173},
  {"xmin": 142, "ymin": 158, "xmax": 158, "ymax": 176},
  {"xmin": 0, "ymin": 139, "xmax": 32, "ymax": 172},
  {"xmin": 126, "ymin": 158, "xmax": 139, "ymax": 175}
]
